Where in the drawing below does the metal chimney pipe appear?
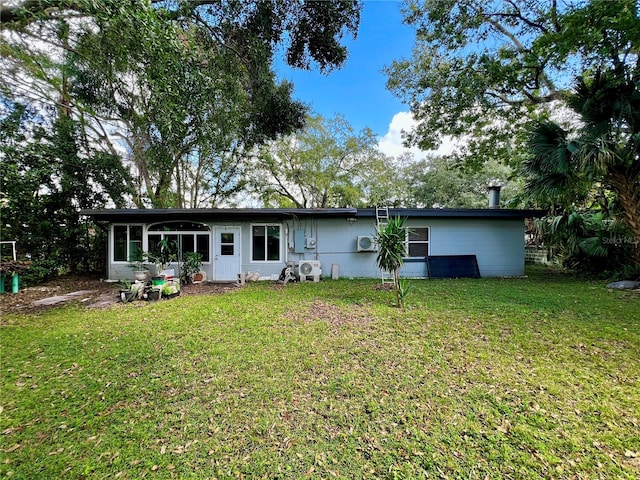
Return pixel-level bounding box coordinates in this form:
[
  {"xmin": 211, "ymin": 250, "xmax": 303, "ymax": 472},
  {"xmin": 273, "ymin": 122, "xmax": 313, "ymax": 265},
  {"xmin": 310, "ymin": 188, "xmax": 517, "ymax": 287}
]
[{"xmin": 488, "ymin": 184, "xmax": 501, "ymax": 209}]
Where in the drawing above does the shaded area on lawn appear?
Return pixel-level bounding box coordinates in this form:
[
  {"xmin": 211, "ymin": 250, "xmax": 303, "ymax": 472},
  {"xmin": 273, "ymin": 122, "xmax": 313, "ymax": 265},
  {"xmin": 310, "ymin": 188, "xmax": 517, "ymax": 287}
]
[
  {"xmin": 0, "ymin": 275, "xmax": 239, "ymax": 316},
  {"xmin": 1, "ymin": 269, "xmax": 639, "ymax": 478}
]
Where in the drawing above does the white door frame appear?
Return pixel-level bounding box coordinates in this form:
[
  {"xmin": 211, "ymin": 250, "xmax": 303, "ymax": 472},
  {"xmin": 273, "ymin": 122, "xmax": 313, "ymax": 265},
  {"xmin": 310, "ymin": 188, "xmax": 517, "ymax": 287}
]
[{"xmin": 213, "ymin": 226, "xmax": 241, "ymax": 281}]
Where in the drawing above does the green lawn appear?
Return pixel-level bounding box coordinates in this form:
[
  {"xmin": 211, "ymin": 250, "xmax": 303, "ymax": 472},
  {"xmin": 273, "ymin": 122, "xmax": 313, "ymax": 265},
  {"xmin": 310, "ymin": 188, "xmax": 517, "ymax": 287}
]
[{"xmin": 1, "ymin": 268, "xmax": 639, "ymax": 479}]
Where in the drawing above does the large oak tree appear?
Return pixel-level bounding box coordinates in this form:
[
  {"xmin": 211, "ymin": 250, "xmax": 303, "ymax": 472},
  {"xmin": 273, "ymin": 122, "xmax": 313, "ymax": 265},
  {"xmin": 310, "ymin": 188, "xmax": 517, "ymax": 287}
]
[
  {"xmin": 1, "ymin": 0, "xmax": 362, "ymax": 208},
  {"xmin": 386, "ymin": 0, "xmax": 637, "ymax": 166}
]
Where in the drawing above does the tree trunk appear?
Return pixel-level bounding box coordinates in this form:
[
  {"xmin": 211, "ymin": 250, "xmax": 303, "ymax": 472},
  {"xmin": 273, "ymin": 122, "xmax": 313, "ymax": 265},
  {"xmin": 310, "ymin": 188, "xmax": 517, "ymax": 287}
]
[
  {"xmin": 394, "ymin": 269, "xmax": 402, "ymax": 308},
  {"xmin": 175, "ymin": 154, "xmax": 183, "ymax": 208},
  {"xmin": 131, "ymin": 130, "xmax": 154, "ymax": 208},
  {"xmin": 609, "ymin": 168, "xmax": 640, "ymax": 265}
]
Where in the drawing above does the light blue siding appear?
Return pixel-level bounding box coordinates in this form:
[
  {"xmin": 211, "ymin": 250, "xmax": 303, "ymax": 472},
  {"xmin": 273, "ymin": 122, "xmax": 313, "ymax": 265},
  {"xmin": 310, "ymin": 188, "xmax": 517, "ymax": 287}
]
[
  {"xmin": 107, "ymin": 217, "xmax": 526, "ymax": 280},
  {"xmin": 306, "ymin": 218, "xmax": 525, "ymax": 278},
  {"xmin": 427, "ymin": 219, "xmax": 525, "ymax": 277}
]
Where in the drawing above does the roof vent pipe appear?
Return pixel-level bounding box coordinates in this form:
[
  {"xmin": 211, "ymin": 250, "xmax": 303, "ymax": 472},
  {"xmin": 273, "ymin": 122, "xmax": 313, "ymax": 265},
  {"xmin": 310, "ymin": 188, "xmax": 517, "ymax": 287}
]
[{"xmin": 488, "ymin": 183, "xmax": 502, "ymax": 209}]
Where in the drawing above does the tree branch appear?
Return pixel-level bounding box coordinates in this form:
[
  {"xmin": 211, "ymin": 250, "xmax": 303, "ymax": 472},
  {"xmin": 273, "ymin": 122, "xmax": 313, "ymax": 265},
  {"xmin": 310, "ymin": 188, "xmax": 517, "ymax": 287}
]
[
  {"xmin": 482, "ymin": 14, "xmax": 524, "ymax": 50},
  {"xmin": 485, "ymin": 89, "xmax": 563, "ymax": 106},
  {"xmin": 0, "ymin": 0, "xmax": 168, "ymax": 24},
  {"xmin": 500, "ymin": 0, "xmax": 549, "ymax": 33}
]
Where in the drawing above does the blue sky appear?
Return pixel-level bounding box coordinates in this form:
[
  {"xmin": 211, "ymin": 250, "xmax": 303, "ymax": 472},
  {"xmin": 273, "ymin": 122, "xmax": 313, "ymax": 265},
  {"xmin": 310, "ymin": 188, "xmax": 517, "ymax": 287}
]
[{"xmin": 274, "ymin": 1, "xmax": 419, "ymax": 151}]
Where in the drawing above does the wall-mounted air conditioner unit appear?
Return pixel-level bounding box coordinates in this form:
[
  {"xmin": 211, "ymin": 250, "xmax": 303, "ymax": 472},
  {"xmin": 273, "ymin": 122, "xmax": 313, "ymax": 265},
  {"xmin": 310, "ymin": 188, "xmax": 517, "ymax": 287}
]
[
  {"xmin": 305, "ymin": 237, "xmax": 317, "ymax": 249},
  {"xmin": 298, "ymin": 260, "xmax": 321, "ymax": 277},
  {"xmin": 357, "ymin": 235, "xmax": 377, "ymax": 252}
]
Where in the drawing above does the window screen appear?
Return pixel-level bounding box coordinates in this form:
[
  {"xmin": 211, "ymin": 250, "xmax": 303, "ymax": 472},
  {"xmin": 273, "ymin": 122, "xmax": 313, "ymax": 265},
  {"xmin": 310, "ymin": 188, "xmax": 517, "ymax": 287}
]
[{"xmin": 406, "ymin": 227, "xmax": 429, "ymax": 258}]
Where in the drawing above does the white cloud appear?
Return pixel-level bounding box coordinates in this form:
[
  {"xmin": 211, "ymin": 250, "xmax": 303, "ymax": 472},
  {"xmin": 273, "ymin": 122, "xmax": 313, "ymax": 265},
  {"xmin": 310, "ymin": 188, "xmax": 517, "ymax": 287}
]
[
  {"xmin": 378, "ymin": 111, "xmax": 459, "ymax": 160},
  {"xmin": 378, "ymin": 105, "xmax": 582, "ymax": 165}
]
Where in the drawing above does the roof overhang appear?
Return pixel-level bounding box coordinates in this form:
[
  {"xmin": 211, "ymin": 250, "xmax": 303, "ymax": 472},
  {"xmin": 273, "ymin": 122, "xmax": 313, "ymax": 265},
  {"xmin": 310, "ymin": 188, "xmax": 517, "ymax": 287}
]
[
  {"xmin": 80, "ymin": 208, "xmax": 359, "ymax": 223},
  {"xmin": 81, "ymin": 207, "xmax": 546, "ymax": 223},
  {"xmin": 356, "ymin": 208, "xmax": 546, "ymax": 220}
]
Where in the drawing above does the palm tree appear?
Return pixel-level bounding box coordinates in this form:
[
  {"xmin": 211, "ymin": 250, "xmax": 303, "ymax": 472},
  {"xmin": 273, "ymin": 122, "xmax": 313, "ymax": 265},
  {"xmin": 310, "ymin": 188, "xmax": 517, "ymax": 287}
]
[
  {"xmin": 524, "ymin": 68, "xmax": 640, "ymax": 265},
  {"xmin": 376, "ymin": 216, "xmax": 407, "ymax": 307}
]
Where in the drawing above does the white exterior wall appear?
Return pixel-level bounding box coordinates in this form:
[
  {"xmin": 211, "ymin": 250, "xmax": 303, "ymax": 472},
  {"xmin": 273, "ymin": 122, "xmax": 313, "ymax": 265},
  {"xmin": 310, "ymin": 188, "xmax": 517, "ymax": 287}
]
[{"xmin": 106, "ymin": 216, "xmax": 526, "ymax": 281}]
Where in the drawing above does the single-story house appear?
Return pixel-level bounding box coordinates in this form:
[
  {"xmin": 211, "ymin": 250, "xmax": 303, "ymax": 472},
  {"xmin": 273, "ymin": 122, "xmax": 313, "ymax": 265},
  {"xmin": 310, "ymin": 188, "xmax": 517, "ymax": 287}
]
[{"xmin": 81, "ymin": 202, "xmax": 545, "ymax": 282}]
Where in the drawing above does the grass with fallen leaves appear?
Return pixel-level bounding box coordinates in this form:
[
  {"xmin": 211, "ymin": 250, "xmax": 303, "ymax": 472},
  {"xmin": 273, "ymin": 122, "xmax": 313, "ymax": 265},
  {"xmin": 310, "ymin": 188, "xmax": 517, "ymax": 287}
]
[{"xmin": 1, "ymin": 267, "xmax": 639, "ymax": 479}]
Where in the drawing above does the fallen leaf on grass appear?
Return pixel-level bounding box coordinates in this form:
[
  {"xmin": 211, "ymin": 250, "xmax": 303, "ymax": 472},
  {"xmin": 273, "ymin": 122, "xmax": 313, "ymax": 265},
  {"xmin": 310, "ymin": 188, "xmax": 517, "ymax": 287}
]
[
  {"xmin": 625, "ymin": 458, "xmax": 640, "ymax": 468},
  {"xmin": 496, "ymin": 419, "xmax": 511, "ymax": 434}
]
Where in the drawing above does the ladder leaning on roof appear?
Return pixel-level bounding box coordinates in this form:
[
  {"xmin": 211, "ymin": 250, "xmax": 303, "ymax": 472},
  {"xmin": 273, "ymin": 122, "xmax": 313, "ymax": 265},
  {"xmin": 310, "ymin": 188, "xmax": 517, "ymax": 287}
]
[{"xmin": 375, "ymin": 206, "xmax": 394, "ymax": 285}]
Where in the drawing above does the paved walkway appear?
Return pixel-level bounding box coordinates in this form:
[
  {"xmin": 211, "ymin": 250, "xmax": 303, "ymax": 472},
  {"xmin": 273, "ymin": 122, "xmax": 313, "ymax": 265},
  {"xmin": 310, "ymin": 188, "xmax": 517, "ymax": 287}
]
[
  {"xmin": 87, "ymin": 292, "xmax": 120, "ymax": 308},
  {"xmin": 33, "ymin": 290, "xmax": 96, "ymax": 307}
]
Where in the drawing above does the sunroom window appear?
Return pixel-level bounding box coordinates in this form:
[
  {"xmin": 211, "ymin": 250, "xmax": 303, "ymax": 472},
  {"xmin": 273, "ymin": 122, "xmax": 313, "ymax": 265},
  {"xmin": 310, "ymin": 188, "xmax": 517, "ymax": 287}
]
[
  {"xmin": 147, "ymin": 222, "xmax": 210, "ymax": 262},
  {"xmin": 113, "ymin": 225, "xmax": 143, "ymax": 262}
]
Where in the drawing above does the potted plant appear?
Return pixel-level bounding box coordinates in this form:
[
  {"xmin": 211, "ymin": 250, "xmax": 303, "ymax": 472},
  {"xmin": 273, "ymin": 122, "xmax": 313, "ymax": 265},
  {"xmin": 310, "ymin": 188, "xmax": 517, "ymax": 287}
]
[
  {"xmin": 146, "ymin": 237, "xmax": 177, "ymax": 281},
  {"xmin": 161, "ymin": 280, "xmax": 180, "ymax": 298},
  {"xmin": 128, "ymin": 259, "xmax": 150, "ymax": 282},
  {"xmin": 180, "ymin": 252, "xmax": 203, "ymax": 285},
  {"xmin": 118, "ymin": 279, "xmax": 142, "ymax": 303},
  {"xmin": 147, "ymin": 287, "xmax": 162, "ymax": 301}
]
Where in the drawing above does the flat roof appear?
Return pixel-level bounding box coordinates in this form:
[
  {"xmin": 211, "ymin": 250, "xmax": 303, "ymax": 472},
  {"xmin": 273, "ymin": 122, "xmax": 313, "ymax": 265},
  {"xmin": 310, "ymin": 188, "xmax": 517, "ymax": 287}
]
[
  {"xmin": 81, "ymin": 207, "xmax": 545, "ymax": 223},
  {"xmin": 357, "ymin": 208, "xmax": 546, "ymax": 219},
  {"xmin": 80, "ymin": 208, "xmax": 359, "ymax": 223}
]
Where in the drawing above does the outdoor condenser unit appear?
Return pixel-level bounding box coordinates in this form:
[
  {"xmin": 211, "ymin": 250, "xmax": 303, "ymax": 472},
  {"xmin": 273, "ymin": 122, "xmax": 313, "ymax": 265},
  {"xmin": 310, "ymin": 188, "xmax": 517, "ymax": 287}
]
[
  {"xmin": 356, "ymin": 235, "xmax": 376, "ymax": 252},
  {"xmin": 298, "ymin": 260, "xmax": 321, "ymax": 277}
]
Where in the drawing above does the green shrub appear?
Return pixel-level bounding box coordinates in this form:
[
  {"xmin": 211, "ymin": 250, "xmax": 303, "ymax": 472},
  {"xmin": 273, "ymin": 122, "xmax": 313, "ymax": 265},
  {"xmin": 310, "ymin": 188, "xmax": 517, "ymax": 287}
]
[{"xmin": 18, "ymin": 258, "xmax": 60, "ymax": 286}]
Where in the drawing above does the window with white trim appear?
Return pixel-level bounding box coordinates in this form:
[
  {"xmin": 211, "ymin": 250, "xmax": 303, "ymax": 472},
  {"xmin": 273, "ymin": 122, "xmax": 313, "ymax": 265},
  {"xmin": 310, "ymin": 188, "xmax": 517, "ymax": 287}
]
[
  {"xmin": 252, "ymin": 224, "xmax": 281, "ymax": 262},
  {"xmin": 147, "ymin": 222, "xmax": 211, "ymax": 262},
  {"xmin": 113, "ymin": 225, "xmax": 143, "ymax": 262},
  {"xmin": 406, "ymin": 227, "xmax": 429, "ymax": 258}
]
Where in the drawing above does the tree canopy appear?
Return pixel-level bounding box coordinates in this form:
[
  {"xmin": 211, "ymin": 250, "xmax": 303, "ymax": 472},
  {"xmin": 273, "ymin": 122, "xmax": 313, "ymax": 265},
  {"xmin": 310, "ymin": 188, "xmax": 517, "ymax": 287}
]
[
  {"xmin": 387, "ymin": 0, "xmax": 639, "ymax": 269},
  {"xmin": 386, "ymin": 0, "xmax": 639, "ymax": 167},
  {"xmin": 0, "ymin": 100, "xmax": 130, "ymax": 272},
  {"xmin": 404, "ymin": 156, "xmax": 523, "ymax": 209},
  {"xmin": 1, "ymin": 0, "xmax": 362, "ymax": 208},
  {"xmin": 250, "ymin": 114, "xmax": 396, "ymax": 208},
  {"xmin": 0, "ymin": 1, "xmax": 361, "ymax": 273}
]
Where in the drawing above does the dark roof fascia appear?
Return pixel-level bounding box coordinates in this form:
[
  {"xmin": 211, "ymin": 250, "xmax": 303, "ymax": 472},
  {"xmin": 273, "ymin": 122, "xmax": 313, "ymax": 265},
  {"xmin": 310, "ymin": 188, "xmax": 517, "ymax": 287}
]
[
  {"xmin": 81, "ymin": 207, "xmax": 546, "ymax": 223},
  {"xmin": 80, "ymin": 208, "xmax": 358, "ymax": 223},
  {"xmin": 356, "ymin": 208, "xmax": 546, "ymax": 220}
]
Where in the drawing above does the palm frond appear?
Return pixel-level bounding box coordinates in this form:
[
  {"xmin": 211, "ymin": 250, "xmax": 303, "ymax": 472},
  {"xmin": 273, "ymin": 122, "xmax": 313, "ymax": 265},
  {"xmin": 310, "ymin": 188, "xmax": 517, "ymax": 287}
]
[
  {"xmin": 375, "ymin": 216, "xmax": 407, "ymax": 273},
  {"xmin": 579, "ymin": 236, "xmax": 608, "ymax": 258}
]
